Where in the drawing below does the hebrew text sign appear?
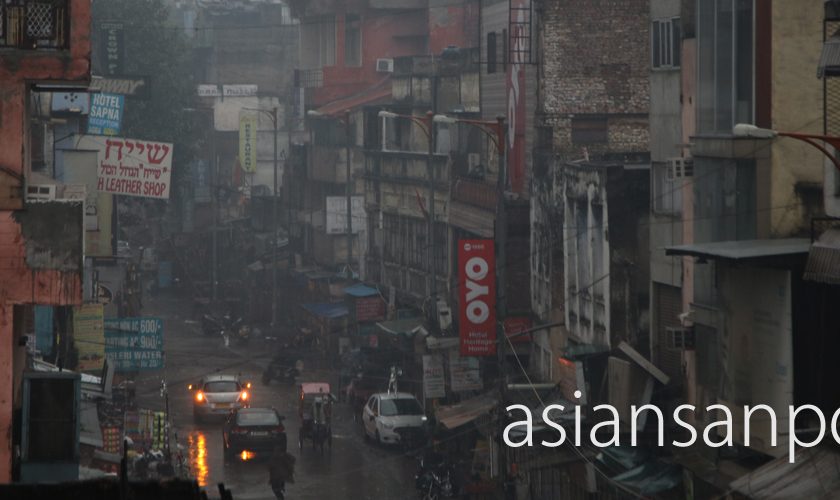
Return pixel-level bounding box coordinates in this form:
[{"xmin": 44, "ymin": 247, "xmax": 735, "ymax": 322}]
[{"xmin": 80, "ymin": 135, "xmax": 173, "ymax": 199}]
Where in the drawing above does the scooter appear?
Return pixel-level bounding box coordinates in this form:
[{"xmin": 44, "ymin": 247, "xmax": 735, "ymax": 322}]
[{"xmin": 415, "ymin": 453, "xmax": 456, "ymax": 499}]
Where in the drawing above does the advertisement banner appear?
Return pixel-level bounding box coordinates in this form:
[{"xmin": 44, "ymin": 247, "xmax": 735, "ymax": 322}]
[
  {"xmin": 74, "ymin": 304, "xmax": 105, "ymax": 373},
  {"xmin": 78, "ymin": 135, "xmax": 173, "ymax": 199},
  {"xmin": 356, "ymin": 296, "xmax": 386, "ymax": 323},
  {"xmin": 503, "ymin": 316, "xmax": 533, "ymax": 343},
  {"xmin": 239, "ymin": 114, "xmax": 258, "ymax": 173},
  {"xmin": 449, "ymin": 351, "xmax": 482, "ymax": 392},
  {"xmin": 104, "ymin": 317, "xmax": 164, "ymax": 371},
  {"xmin": 422, "ymin": 354, "xmax": 446, "ymax": 399},
  {"xmin": 506, "ymin": 0, "xmax": 529, "ymax": 194},
  {"xmin": 87, "ymin": 92, "xmax": 124, "ymax": 136},
  {"xmin": 458, "ymin": 239, "xmax": 496, "ymax": 356}
]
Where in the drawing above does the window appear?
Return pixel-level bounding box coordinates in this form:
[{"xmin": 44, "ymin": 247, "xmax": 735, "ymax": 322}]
[
  {"xmin": 319, "ymin": 16, "xmax": 337, "ymax": 67},
  {"xmin": 652, "ymin": 161, "xmax": 684, "ymax": 214},
  {"xmin": 487, "ymin": 32, "xmax": 497, "ymax": 73},
  {"xmin": 697, "ymin": 0, "xmax": 753, "ymax": 134},
  {"xmin": 237, "ymin": 410, "xmax": 280, "ymax": 426},
  {"xmin": 204, "ymin": 381, "xmax": 240, "ymax": 393},
  {"xmin": 571, "ymin": 115, "xmax": 608, "ymax": 144},
  {"xmin": 380, "ymin": 398, "xmax": 423, "ymax": 416},
  {"xmin": 344, "ymin": 14, "xmax": 361, "ymax": 67},
  {"xmin": 652, "ymin": 18, "xmax": 681, "ymax": 69}
]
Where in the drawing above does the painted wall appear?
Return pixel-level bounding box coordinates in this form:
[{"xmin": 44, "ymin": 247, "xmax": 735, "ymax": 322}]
[
  {"xmin": 769, "ymin": 0, "xmax": 824, "ymax": 237},
  {"xmin": 0, "ymin": 0, "xmax": 91, "ymax": 482}
]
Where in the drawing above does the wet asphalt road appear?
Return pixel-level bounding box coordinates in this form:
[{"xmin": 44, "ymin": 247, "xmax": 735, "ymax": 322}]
[{"xmin": 133, "ymin": 290, "xmax": 417, "ymax": 500}]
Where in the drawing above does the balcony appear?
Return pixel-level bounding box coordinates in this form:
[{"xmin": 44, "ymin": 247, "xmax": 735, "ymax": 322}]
[
  {"xmin": 294, "ymin": 68, "xmax": 323, "ymax": 89},
  {"xmin": 0, "ymin": 0, "xmax": 69, "ymax": 50},
  {"xmin": 452, "ymin": 176, "xmax": 497, "ymax": 211}
]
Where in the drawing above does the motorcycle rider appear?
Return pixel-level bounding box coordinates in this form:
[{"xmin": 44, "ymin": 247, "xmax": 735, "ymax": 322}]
[{"xmin": 268, "ymin": 444, "xmax": 296, "ymax": 499}]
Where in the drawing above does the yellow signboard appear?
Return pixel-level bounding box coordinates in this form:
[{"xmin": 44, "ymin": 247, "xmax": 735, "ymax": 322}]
[
  {"xmin": 239, "ymin": 114, "xmax": 258, "ymax": 173},
  {"xmin": 74, "ymin": 303, "xmax": 105, "ymax": 373}
]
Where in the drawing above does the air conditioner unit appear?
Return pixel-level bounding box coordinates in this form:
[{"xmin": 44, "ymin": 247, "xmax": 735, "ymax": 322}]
[
  {"xmin": 26, "ymin": 184, "xmax": 56, "ymax": 202},
  {"xmin": 376, "ymin": 58, "xmax": 394, "ymax": 73},
  {"xmin": 666, "ymin": 157, "xmax": 694, "ymax": 180},
  {"xmin": 666, "ymin": 326, "xmax": 695, "ymax": 350}
]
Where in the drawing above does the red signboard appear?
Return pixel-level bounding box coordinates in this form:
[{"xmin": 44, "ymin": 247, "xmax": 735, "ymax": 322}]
[
  {"xmin": 507, "ymin": 0, "xmax": 528, "ymax": 194},
  {"xmin": 503, "ymin": 316, "xmax": 532, "ymax": 343},
  {"xmin": 459, "ymin": 239, "xmax": 496, "ymax": 356},
  {"xmin": 356, "ymin": 296, "xmax": 385, "ymax": 323}
]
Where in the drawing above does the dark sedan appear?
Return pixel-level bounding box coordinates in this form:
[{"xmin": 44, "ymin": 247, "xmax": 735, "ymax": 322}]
[{"xmin": 222, "ymin": 407, "xmax": 287, "ymax": 461}]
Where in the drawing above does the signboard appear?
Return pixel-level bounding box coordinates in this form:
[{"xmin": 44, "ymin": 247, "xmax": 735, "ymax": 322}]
[
  {"xmin": 79, "ymin": 135, "xmax": 173, "ymax": 199},
  {"xmin": 449, "ymin": 351, "xmax": 482, "ymax": 392},
  {"xmin": 89, "ymin": 75, "xmax": 148, "ymax": 98},
  {"xmin": 356, "ymin": 296, "xmax": 386, "ymax": 323},
  {"xmin": 87, "ymin": 93, "xmax": 124, "ymax": 136},
  {"xmin": 506, "ymin": 0, "xmax": 528, "ymax": 194},
  {"xmin": 74, "ymin": 304, "xmax": 105, "ymax": 373},
  {"xmin": 458, "ymin": 239, "xmax": 496, "ymax": 356},
  {"xmin": 61, "ymin": 150, "xmax": 113, "ymax": 256},
  {"xmin": 326, "ymin": 196, "xmax": 365, "ymax": 234},
  {"xmin": 100, "ymin": 22, "xmax": 124, "ymax": 75},
  {"xmin": 503, "ymin": 316, "xmax": 533, "ymax": 343},
  {"xmin": 422, "ymin": 354, "xmax": 446, "ymax": 399},
  {"xmin": 197, "ymin": 84, "xmax": 259, "ymax": 97},
  {"xmin": 104, "ymin": 317, "xmax": 164, "ymax": 371},
  {"xmin": 239, "ymin": 114, "xmax": 258, "ymax": 173}
]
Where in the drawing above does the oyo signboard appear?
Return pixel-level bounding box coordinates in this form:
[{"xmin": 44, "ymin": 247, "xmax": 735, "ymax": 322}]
[
  {"xmin": 79, "ymin": 135, "xmax": 173, "ymax": 199},
  {"xmin": 459, "ymin": 239, "xmax": 496, "ymax": 356}
]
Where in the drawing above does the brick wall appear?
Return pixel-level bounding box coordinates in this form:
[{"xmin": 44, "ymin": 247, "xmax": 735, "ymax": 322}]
[{"xmin": 537, "ymin": 0, "xmax": 650, "ymax": 159}]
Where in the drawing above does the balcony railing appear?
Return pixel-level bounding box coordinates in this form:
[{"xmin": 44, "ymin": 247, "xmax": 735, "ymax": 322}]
[
  {"xmin": 452, "ymin": 176, "xmax": 497, "ymax": 211},
  {"xmin": 294, "ymin": 68, "xmax": 323, "ymax": 89},
  {"xmin": 0, "ymin": 0, "xmax": 69, "ymax": 50}
]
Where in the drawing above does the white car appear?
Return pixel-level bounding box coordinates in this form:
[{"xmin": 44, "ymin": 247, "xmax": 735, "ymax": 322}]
[
  {"xmin": 362, "ymin": 392, "xmax": 427, "ymax": 445},
  {"xmin": 190, "ymin": 374, "xmax": 251, "ymax": 423}
]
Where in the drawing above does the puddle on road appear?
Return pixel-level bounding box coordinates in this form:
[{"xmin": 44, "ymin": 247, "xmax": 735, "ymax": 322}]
[{"xmin": 186, "ymin": 431, "xmax": 209, "ymax": 487}]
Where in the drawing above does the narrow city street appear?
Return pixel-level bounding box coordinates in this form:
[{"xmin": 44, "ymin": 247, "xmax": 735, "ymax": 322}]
[{"xmin": 134, "ymin": 288, "xmax": 416, "ymax": 500}]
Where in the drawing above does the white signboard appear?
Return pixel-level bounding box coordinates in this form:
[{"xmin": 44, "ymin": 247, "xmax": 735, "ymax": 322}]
[
  {"xmin": 197, "ymin": 84, "xmax": 221, "ymax": 97},
  {"xmin": 326, "ymin": 196, "xmax": 365, "ymax": 234},
  {"xmin": 449, "ymin": 351, "xmax": 482, "ymax": 392},
  {"xmin": 422, "ymin": 354, "xmax": 446, "ymax": 399},
  {"xmin": 223, "ymin": 84, "xmax": 258, "ymax": 97},
  {"xmin": 78, "ymin": 135, "xmax": 173, "ymax": 199}
]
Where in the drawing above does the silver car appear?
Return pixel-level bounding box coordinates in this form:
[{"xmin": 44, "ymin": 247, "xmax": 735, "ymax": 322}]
[{"xmin": 191, "ymin": 374, "xmax": 250, "ymax": 422}]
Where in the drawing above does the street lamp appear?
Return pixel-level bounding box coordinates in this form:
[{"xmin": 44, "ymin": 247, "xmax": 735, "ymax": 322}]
[
  {"xmin": 733, "ymin": 123, "xmax": 840, "ymax": 172},
  {"xmin": 377, "ymin": 110, "xmax": 438, "ymax": 318},
  {"xmin": 307, "ymin": 109, "xmax": 355, "ymax": 279},
  {"xmin": 244, "ymin": 107, "xmax": 280, "ymax": 327}
]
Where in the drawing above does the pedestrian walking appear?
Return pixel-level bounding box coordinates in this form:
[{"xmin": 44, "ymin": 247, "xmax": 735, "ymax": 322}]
[{"xmin": 268, "ymin": 445, "xmax": 296, "ymax": 499}]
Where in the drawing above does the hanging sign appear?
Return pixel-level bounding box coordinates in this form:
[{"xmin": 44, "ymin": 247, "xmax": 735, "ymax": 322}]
[{"xmin": 458, "ymin": 239, "xmax": 496, "ymax": 356}]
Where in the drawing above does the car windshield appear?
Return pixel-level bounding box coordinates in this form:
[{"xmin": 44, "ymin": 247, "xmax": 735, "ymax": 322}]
[
  {"xmin": 236, "ymin": 411, "xmax": 280, "ymax": 426},
  {"xmin": 204, "ymin": 381, "xmax": 240, "ymax": 393},
  {"xmin": 380, "ymin": 398, "xmax": 423, "ymax": 416}
]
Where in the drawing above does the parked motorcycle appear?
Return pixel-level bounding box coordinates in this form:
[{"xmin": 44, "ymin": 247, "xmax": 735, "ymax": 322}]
[
  {"xmin": 230, "ymin": 316, "xmax": 251, "ymax": 346},
  {"xmin": 415, "ymin": 452, "xmax": 456, "ymax": 500},
  {"xmin": 262, "ymin": 353, "xmax": 303, "ymax": 386}
]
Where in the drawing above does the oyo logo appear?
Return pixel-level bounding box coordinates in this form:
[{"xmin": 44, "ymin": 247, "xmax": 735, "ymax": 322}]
[{"xmin": 464, "ymin": 256, "xmax": 490, "ymax": 324}]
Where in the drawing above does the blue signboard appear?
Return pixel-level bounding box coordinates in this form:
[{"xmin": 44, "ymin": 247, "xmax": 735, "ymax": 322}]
[
  {"xmin": 104, "ymin": 317, "xmax": 163, "ymax": 371},
  {"xmin": 87, "ymin": 92, "xmax": 124, "ymax": 136}
]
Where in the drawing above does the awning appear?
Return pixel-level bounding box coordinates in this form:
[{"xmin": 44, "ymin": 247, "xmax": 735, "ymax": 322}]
[
  {"xmin": 301, "ymin": 302, "xmax": 348, "ymax": 319},
  {"xmin": 803, "ymin": 229, "xmax": 840, "ymax": 284},
  {"xmin": 344, "ymin": 283, "xmax": 379, "ymax": 298},
  {"xmin": 313, "ymin": 79, "xmax": 392, "ymax": 117},
  {"xmin": 665, "ymin": 238, "xmax": 810, "ymax": 261},
  {"xmin": 376, "ymin": 317, "xmax": 425, "ymax": 336},
  {"xmin": 729, "ymin": 446, "xmax": 840, "ymax": 498},
  {"xmin": 449, "ymin": 201, "xmax": 494, "ymax": 238},
  {"xmin": 435, "ymin": 393, "xmax": 498, "ymax": 430}
]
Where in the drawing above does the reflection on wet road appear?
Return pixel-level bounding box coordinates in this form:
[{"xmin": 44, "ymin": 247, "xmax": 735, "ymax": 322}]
[{"xmin": 187, "ymin": 431, "xmax": 209, "ymax": 487}]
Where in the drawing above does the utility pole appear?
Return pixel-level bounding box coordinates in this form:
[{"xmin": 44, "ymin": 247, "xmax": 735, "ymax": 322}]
[
  {"xmin": 271, "ymin": 106, "xmax": 279, "ymax": 327},
  {"xmin": 345, "ymin": 110, "xmax": 353, "ymax": 278},
  {"xmin": 211, "ymin": 136, "xmax": 218, "ymax": 303},
  {"xmin": 426, "ymin": 111, "xmax": 437, "ymax": 326}
]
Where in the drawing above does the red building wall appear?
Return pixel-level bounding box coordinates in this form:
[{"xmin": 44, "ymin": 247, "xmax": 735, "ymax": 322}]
[{"xmin": 0, "ymin": 0, "xmax": 91, "ymax": 483}]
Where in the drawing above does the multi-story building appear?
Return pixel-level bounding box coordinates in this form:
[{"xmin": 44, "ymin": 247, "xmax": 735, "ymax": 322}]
[
  {"xmin": 0, "ymin": 0, "xmax": 91, "ymax": 481},
  {"xmin": 655, "ymin": 0, "xmax": 840, "ymax": 496}
]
